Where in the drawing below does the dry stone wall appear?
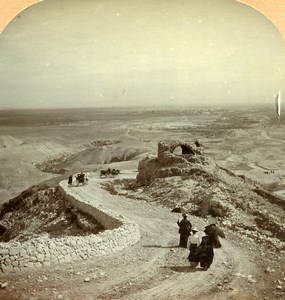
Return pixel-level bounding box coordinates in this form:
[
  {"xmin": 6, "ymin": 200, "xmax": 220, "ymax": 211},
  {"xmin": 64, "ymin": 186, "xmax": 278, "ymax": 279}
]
[{"xmin": 0, "ymin": 182, "xmax": 140, "ymax": 273}]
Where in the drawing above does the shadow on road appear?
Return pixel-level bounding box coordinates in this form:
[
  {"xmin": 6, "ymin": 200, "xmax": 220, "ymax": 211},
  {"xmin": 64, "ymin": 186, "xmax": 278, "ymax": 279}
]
[
  {"xmin": 161, "ymin": 266, "xmax": 205, "ymax": 273},
  {"xmin": 143, "ymin": 244, "xmax": 181, "ymax": 249}
]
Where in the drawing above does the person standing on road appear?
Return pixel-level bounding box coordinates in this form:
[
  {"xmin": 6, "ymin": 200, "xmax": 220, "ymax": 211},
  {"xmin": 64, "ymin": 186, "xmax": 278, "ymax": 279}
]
[
  {"xmin": 187, "ymin": 227, "xmax": 201, "ymax": 268},
  {"xmin": 196, "ymin": 225, "xmax": 216, "ymax": 270},
  {"xmin": 68, "ymin": 175, "xmax": 73, "ymax": 186},
  {"xmin": 177, "ymin": 214, "xmax": 192, "ymax": 248}
]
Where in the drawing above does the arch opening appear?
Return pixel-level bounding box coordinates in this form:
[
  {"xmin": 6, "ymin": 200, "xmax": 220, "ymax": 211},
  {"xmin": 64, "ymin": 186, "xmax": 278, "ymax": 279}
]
[{"xmin": 172, "ymin": 145, "xmax": 195, "ymax": 156}]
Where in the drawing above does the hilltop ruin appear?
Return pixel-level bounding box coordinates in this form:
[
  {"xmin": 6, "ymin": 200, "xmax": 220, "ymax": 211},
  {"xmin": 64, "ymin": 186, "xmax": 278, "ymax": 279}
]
[
  {"xmin": 106, "ymin": 140, "xmax": 285, "ymax": 248},
  {"xmin": 137, "ymin": 140, "xmax": 208, "ymax": 185}
]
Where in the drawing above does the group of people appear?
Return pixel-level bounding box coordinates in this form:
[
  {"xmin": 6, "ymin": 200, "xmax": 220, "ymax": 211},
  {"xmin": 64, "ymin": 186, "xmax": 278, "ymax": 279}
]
[
  {"xmin": 177, "ymin": 213, "xmax": 223, "ymax": 270},
  {"xmin": 68, "ymin": 172, "xmax": 88, "ymax": 186},
  {"xmin": 264, "ymin": 170, "xmax": 275, "ymax": 174},
  {"xmin": 100, "ymin": 168, "xmax": 120, "ymax": 177}
]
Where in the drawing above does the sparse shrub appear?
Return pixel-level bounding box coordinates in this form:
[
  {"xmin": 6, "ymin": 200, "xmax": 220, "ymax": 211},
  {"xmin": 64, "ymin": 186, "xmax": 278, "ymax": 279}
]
[
  {"xmin": 200, "ymin": 201, "xmax": 229, "ymax": 218},
  {"xmin": 234, "ymin": 200, "xmax": 248, "ymax": 211},
  {"xmin": 121, "ymin": 179, "xmax": 141, "ymax": 190},
  {"xmin": 208, "ymin": 203, "xmax": 229, "ymax": 218},
  {"xmin": 191, "ymin": 194, "xmax": 229, "ymax": 218},
  {"xmin": 32, "ymin": 195, "xmax": 40, "ymax": 205},
  {"xmin": 254, "ymin": 214, "xmax": 285, "ymax": 241},
  {"xmin": 101, "ymin": 182, "xmax": 118, "ymax": 195}
]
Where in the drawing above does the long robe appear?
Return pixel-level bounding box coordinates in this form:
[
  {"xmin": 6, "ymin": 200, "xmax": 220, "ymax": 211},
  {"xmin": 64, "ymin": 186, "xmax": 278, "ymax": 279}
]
[
  {"xmin": 188, "ymin": 244, "xmax": 199, "ymax": 262},
  {"xmin": 177, "ymin": 219, "xmax": 192, "ymax": 248},
  {"xmin": 187, "ymin": 234, "xmax": 201, "ymax": 262},
  {"xmin": 196, "ymin": 235, "xmax": 214, "ymax": 268}
]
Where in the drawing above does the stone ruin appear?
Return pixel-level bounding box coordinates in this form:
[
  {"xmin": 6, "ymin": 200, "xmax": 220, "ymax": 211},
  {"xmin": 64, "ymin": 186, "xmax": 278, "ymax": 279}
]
[
  {"xmin": 157, "ymin": 140, "xmax": 204, "ymax": 165},
  {"xmin": 137, "ymin": 140, "xmax": 207, "ymax": 185}
]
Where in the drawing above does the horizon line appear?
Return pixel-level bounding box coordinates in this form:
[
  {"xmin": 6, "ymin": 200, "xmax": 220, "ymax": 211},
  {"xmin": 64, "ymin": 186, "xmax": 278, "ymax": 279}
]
[{"xmin": 0, "ymin": 102, "xmax": 275, "ymax": 111}]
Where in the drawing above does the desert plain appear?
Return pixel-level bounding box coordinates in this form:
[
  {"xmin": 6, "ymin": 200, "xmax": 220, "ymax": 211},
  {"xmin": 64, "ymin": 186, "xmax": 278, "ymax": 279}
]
[{"xmin": 0, "ymin": 105, "xmax": 285, "ymax": 300}]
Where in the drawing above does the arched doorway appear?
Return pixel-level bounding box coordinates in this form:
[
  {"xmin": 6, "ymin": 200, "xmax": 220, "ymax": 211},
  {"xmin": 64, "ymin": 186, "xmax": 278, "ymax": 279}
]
[{"xmin": 172, "ymin": 145, "xmax": 195, "ymax": 156}]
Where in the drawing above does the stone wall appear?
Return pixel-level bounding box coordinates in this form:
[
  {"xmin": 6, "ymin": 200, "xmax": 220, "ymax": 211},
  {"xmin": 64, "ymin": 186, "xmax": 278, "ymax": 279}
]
[{"xmin": 0, "ymin": 182, "xmax": 140, "ymax": 273}]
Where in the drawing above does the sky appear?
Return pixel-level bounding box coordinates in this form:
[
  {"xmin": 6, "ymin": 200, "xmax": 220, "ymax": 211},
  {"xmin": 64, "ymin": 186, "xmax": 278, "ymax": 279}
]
[{"xmin": 0, "ymin": 0, "xmax": 285, "ymax": 109}]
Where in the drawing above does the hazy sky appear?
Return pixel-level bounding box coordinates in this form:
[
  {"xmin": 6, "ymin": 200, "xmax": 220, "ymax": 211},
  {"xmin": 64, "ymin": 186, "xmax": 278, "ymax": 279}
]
[{"xmin": 0, "ymin": 0, "xmax": 285, "ymax": 108}]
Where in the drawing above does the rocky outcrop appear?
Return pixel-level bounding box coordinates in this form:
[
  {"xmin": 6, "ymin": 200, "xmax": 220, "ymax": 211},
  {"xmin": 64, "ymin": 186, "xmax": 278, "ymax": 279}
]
[
  {"xmin": 157, "ymin": 140, "xmax": 204, "ymax": 165},
  {"xmin": 137, "ymin": 140, "xmax": 207, "ymax": 185}
]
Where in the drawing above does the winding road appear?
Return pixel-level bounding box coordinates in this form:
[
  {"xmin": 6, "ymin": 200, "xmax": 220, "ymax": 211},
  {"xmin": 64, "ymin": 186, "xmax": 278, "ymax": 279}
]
[{"xmin": 58, "ymin": 171, "xmax": 261, "ymax": 300}]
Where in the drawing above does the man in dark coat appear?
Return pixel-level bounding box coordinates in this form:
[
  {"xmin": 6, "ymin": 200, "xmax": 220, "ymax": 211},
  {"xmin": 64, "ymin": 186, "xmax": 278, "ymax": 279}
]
[{"xmin": 177, "ymin": 214, "xmax": 192, "ymax": 248}]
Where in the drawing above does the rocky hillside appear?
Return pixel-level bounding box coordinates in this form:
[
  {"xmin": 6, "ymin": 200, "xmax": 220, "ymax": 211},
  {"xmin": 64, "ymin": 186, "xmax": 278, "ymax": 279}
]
[
  {"xmin": 2, "ymin": 139, "xmax": 285, "ymax": 252},
  {"xmin": 36, "ymin": 139, "xmax": 149, "ymax": 174},
  {"xmin": 102, "ymin": 140, "xmax": 285, "ymax": 252},
  {"xmin": 0, "ymin": 185, "xmax": 104, "ymax": 242}
]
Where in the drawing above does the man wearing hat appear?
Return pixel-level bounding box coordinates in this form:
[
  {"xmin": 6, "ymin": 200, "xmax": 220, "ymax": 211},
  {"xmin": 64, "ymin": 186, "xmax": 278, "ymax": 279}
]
[
  {"xmin": 177, "ymin": 214, "xmax": 192, "ymax": 248},
  {"xmin": 187, "ymin": 227, "xmax": 201, "ymax": 268}
]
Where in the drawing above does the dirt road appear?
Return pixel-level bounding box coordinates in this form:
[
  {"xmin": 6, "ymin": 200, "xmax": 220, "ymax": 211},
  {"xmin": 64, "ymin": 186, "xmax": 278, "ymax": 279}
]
[{"xmin": 0, "ymin": 171, "xmax": 267, "ymax": 300}]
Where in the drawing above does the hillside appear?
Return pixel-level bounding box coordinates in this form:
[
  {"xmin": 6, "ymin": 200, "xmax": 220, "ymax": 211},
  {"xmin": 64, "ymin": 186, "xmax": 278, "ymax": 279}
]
[{"xmin": 0, "ymin": 140, "xmax": 285, "ymax": 299}]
